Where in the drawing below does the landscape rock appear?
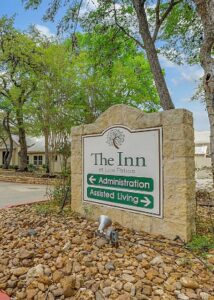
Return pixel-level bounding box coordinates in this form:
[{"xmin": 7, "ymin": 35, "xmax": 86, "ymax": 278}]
[
  {"xmin": 0, "ymin": 204, "xmax": 213, "ymax": 300},
  {"xmin": 62, "ymin": 241, "xmax": 71, "ymax": 251},
  {"xmin": 121, "ymin": 274, "xmax": 136, "ymax": 283},
  {"xmin": 95, "ymin": 238, "xmax": 108, "ymax": 248},
  {"xmin": 200, "ymin": 292, "xmax": 210, "ymax": 300},
  {"xmin": 177, "ymin": 293, "xmax": 189, "ymax": 300},
  {"xmin": 180, "ymin": 277, "xmax": 199, "ymax": 289},
  {"xmin": 60, "ymin": 275, "xmax": 76, "ymax": 297},
  {"xmin": 105, "ymin": 261, "xmax": 115, "ymax": 271},
  {"xmin": 19, "ymin": 250, "xmax": 34, "ymax": 259},
  {"xmin": 26, "ymin": 264, "xmax": 44, "ymax": 280},
  {"xmin": 95, "ymin": 290, "xmax": 105, "ymax": 300},
  {"xmin": 11, "ymin": 267, "xmax": 28, "ymax": 276},
  {"xmin": 150, "ymin": 255, "xmax": 163, "ymax": 265}
]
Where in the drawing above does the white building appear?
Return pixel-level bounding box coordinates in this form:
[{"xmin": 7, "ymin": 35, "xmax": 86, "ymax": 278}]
[
  {"xmin": 194, "ymin": 131, "xmax": 211, "ymax": 169},
  {"xmin": 0, "ymin": 135, "xmax": 69, "ymax": 173}
]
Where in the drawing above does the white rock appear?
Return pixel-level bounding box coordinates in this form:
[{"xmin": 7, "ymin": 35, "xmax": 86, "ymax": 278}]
[
  {"xmin": 27, "ymin": 264, "xmax": 44, "ymax": 279},
  {"xmin": 178, "ymin": 293, "xmax": 189, "ymax": 300},
  {"xmin": 200, "ymin": 292, "xmax": 210, "ymax": 300},
  {"xmin": 150, "ymin": 256, "xmax": 163, "ymax": 265},
  {"xmin": 62, "ymin": 241, "xmax": 71, "ymax": 251},
  {"xmin": 154, "ymin": 289, "xmax": 164, "ymax": 296}
]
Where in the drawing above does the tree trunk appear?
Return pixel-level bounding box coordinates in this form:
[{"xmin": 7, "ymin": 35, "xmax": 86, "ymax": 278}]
[
  {"xmin": 2, "ymin": 113, "xmax": 13, "ymax": 169},
  {"xmin": 16, "ymin": 108, "xmax": 28, "ymax": 171},
  {"xmin": 44, "ymin": 127, "xmax": 50, "ymax": 174},
  {"xmin": 132, "ymin": 0, "xmax": 175, "ymax": 110},
  {"xmin": 194, "ymin": 0, "xmax": 214, "ymax": 184}
]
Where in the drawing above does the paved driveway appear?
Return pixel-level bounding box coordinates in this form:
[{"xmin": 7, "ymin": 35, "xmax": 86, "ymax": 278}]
[{"xmin": 0, "ymin": 182, "xmax": 49, "ymax": 209}]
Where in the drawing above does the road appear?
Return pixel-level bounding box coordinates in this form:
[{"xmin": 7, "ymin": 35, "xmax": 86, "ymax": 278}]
[{"xmin": 0, "ymin": 182, "xmax": 49, "ymax": 209}]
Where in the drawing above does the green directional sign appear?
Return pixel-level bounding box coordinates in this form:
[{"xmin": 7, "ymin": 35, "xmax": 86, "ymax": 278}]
[
  {"xmin": 87, "ymin": 187, "xmax": 154, "ymax": 209},
  {"xmin": 87, "ymin": 173, "xmax": 153, "ymax": 192},
  {"xmin": 83, "ymin": 126, "xmax": 163, "ymax": 217}
]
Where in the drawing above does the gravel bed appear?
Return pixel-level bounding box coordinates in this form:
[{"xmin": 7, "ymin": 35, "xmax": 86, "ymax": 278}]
[{"xmin": 0, "ymin": 205, "xmax": 214, "ymax": 300}]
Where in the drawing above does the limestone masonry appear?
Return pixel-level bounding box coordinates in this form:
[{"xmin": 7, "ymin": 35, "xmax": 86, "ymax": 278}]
[{"xmin": 71, "ymin": 104, "xmax": 196, "ymax": 241}]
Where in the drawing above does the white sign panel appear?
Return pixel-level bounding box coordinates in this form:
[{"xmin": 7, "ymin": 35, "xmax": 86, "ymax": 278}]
[{"xmin": 82, "ymin": 126, "xmax": 163, "ymax": 218}]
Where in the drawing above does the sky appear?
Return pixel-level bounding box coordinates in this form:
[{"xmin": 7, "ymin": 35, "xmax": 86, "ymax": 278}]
[{"xmin": 0, "ymin": 0, "xmax": 209, "ymax": 131}]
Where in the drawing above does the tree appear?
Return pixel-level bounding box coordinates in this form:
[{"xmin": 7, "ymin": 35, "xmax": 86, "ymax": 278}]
[
  {"xmin": 22, "ymin": 0, "xmax": 214, "ymax": 183},
  {"xmin": 27, "ymin": 27, "xmax": 160, "ymax": 173},
  {"xmin": 0, "ymin": 17, "xmax": 43, "ymax": 171},
  {"xmin": 0, "ymin": 111, "xmax": 14, "ymax": 169},
  {"xmin": 22, "ymin": 0, "xmax": 178, "ymax": 111},
  {"xmin": 151, "ymin": 1, "xmax": 214, "ymax": 181},
  {"xmin": 193, "ymin": 0, "xmax": 214, "ymax": 181},
  {"xmin": 68, "ymin": 29, "xmax": 160, "ymax": 123}
]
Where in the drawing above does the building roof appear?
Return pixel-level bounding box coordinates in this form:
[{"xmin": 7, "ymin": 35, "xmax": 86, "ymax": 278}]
[
  {"xmin": 195, "ymin": 145, "xmax": 208, "ymax": 155},
  {"xmin": 12, "ymin": 135, "xmax": 45, "ymax": 153},
  {"xmin": 1, "ymin": 131, "xmax": 210, "ymax": 154},
  {"xmin": 27, "ymin": 137, "xmax": 45, "ymax": 153},
  {"xmin": 194, "ymin": 131, "xmax": 210, "ymax": 144}
]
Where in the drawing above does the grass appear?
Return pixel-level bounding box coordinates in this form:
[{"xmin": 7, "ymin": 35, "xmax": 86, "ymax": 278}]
[
  {"xmin": 187, "ymin": 235, "xmax": 214, "ymax": 254},
  {"xmin": 33, "ymin": 199, "xmax": 72, "ymax": 216},
  {"xmin": 33, "ymin": 201, "xmax": 60, "ymax": 215}
]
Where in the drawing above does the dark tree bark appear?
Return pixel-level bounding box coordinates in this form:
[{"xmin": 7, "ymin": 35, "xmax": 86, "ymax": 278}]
[
  {"xmin": 2, "ymin": 113, "xmax": 13, "ymax": 169},
  {"xmin": 132, "ymin": 0, "xmax": 175, "ymax": 110},
  {"xmin": 16, "ymin": 107, "xmax": 28, "ymax": 171},
  {"xmin": 194, "ymin": 0, "xmax": 214, "ymax": 183},
  {"xmin": 44, "ymin": 127, "xmax": 50, "ymax": 173}
]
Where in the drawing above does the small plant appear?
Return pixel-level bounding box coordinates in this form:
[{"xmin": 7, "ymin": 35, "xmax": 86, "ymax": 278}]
[
  {"xmin": 9, "ymin": 165, "xmax": 18, "ymax": 170},
  {"xmin": 33, "ymin": 201, "xmax": 58, "ymax": 215},
  {"xmin": 186, "ymin": 235, "xmax": 214, "ymax": 254},
  {"xmin": 46, "ymin": 172, "xmax": 71, "ymax": 212},
  {"xmin": 83, "ymin": 204, "xmax": 93, "ymax": 218},
  {"xmin": 28, "ymin": 164, "xmax": 36, "ymax": 172}
]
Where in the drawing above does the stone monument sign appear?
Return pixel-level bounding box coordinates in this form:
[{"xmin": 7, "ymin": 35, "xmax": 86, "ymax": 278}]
[{"xmin": 71, "ymin": 105, "xmax": 195, "ymax": 241}]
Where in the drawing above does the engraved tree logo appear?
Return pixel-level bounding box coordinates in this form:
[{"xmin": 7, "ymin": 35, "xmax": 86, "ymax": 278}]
[{"xmin": 106, "ymin": 129, "xmax": 125, "ymax": 149}]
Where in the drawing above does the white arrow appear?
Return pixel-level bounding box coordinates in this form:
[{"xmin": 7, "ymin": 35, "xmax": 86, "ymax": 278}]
[
  {"xmin": 89, "ymin": 175, "xmax": 96, "ymax": 184},
  {"xmin": 140, "ymin": 197, "xmax": 151, "ymax": 207}
]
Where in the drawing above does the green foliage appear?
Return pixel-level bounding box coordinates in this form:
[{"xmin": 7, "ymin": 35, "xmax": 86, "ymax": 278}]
[
  {"xmin": 28, "ymin": 26, "xmax": 159, "ymax": 137},
  {"xmin": 46, "ymin": 175, "xmax": 71, "ymax": 213},
  {"xmin": 1, "ymin": 15, "xmax": 160, "ymax": 174},
  {"xmin": 67, "ymin": 29, "xmax": 160, "ymax": 124},
  {"xmin": 22, "ymin": 0, "xmax": 201, "ymax": 73},
  {"xmin": 187, "ymin": 235, "xmax": 214, "ymax": 254},
  {"xmin": 28, "ymin": 163, "xmax": 36, "ymax": 172},
  {"xmin": 0, "ymin": 16, "xmax": 45, "ymax": 170},
  {"xmin": 33, "ymin": 201, "xmax": 59, "ymax": 215},
  {"xmin": 160, "ymin": 2, "xmax": 202, "ymax": 64}
]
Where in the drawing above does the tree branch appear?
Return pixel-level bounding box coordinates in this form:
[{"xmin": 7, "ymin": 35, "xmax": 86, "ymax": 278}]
[
  {"xmin": 152, "ymin": 0, "xmax": 182, "ymax": 42},
  {"xmin": 113, "ymin": 4, "xmax": 145, "ymax": 49},
  {"xmin": 0, "ymin": 132, "xmax": 8, "ymax": 153}
]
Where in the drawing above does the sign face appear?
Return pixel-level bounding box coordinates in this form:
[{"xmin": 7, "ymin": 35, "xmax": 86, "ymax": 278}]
[{"xmin": 82, "ymin": 126, "xmax": 163, "ymax": 217}]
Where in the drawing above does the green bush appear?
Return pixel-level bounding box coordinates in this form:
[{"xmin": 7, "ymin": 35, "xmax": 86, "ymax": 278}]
[
  {"xmin": 28, "ymin": 164, "xmax": 36, "ymax": 172},
  {"xmin": 10, "ymin": 165, "xmax": 18, "ymax": 170},
  {"xmin": 187, "ymin": 235, "xmax": 214, "ymax": 253},
  {"xmin": 47, "ymin": 176, "xmax": 71, "ymax": 211}
]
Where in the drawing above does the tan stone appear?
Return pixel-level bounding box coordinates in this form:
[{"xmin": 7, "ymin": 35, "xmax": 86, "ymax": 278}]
[
  {"xmin": 162, "ymin": 109, "xmax": 193, "ymax": 126},
  {"xmin": 174, "ymin": 140, "xmax": 194, "ymax": 157},
  {"xmin": 71, "ymin": 125, "xmax": 84, "ymax": 136},
  {"xmin": 180, "ymin": 277, "xmax": 199, "ymax": 289},
  {"xmin": 71, "ymin": 136, "xmax": 82, "ymax": 156},
  {"xmin": 71, "ymin": 105, "xmax": 196, "ymax": 242},
  {"xmin": 60, "ymin": 275, "xmax": 76, "ymax": 297},
  {"xmin": 11, "ymin": 267, "xmax": 28, "ymax": 276},
  {"xmin": 71, "ymin": 155, "xmax": 82, "ymax": 174},
  {"xmin": 163, "ymin": 140, "xmax": 174, "ymax": 158}
]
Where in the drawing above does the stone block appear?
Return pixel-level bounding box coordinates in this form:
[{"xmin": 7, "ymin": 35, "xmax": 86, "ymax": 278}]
[
  {"xmin": 71, "ymin": 105, "xmax": 196, "ymax": 241},
  {"xmin": 71, "ymin": 155, "xmax": 82, "ymax": 174},
  {"xmin": 71, "ymin": 136, "xmax": 82, "ymax": 156},
  {"xmin": 71, "ymin": 125, "xmax": 84, "ymax": 136},
  {"xmin": 162, "ymin": 109, "xmax": 193, "ymax": 126}
]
